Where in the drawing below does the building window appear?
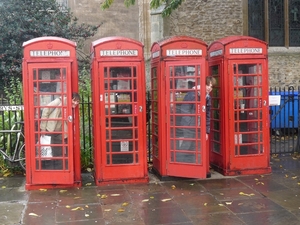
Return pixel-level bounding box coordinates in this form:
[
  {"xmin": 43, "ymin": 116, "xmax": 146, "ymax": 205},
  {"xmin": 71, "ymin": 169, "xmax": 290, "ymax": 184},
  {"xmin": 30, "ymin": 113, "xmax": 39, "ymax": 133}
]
[{"xmin": 247, "ymin": 0, "xmax": 300, "ymax": 47}]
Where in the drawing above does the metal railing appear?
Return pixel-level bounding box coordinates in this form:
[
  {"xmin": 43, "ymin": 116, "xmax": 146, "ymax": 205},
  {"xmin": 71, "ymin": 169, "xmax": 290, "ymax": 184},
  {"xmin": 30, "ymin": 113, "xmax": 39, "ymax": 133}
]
[{"xmin": 1, "ymin": 87, "xmax": 299, "ymax": 168}]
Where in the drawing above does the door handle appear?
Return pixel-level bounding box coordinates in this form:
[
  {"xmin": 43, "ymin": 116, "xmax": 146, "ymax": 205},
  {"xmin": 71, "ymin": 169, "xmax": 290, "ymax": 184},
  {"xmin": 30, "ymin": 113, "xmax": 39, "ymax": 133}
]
[
  {"xmin": 139, "ymin": 106, "xmax": 143, "ymax": 112},
  {"xmin": 68, "ymin": 115, "xmax": 73, "ymax": 122},
  {"xmin": 202, "ymin": 105, "xmax": 206, "ymax": 112}
]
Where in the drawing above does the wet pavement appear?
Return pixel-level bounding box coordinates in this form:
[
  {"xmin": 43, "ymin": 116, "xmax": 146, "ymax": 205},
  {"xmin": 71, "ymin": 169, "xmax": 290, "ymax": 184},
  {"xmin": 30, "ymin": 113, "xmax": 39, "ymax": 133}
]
[{"xmin": 1, "ymin": 154, "xmax": 300, "ymax": 225}]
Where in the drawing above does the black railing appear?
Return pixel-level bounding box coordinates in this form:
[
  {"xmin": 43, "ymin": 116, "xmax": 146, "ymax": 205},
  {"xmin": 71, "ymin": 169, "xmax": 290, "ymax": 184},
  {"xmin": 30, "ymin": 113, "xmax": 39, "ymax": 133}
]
[{"xmin": 1, "ymin": 87, "xmax": 300, "ymax": 169}]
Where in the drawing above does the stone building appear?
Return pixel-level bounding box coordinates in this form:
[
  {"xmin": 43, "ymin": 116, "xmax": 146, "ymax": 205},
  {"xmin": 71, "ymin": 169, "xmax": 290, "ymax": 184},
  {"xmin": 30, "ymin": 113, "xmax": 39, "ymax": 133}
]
[{"xmin": 68, "ymin": 0, "xmax": 300, "ymax": 88}]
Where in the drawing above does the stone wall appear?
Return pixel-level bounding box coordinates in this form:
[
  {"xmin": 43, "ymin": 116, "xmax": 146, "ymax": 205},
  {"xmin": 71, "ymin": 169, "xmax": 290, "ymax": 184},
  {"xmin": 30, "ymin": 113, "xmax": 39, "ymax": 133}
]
[
  {"xmin": 159, "ymin": 0, "xmax": 300, "ymax": 88},
  {"xmin": 68, "ymin": 0, "xmax": 139, "ymax": 52}
]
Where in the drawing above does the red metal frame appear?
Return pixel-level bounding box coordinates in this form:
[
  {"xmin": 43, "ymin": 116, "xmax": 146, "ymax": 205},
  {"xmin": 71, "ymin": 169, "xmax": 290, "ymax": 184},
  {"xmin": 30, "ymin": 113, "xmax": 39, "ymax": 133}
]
[
  {"xmin": 22, "ymin": 37, "xmax": 81, "ymax": 190},
  {"xmin": 208, "ymin": 36, "xmax": 271, "ymax": 175},
  {"xmin": 150, "ymin": 36, "xmax": 208, "ymax": 179},
  {"xmin": 91, "ymin": 37, "xmax": 148, "ymax": 185}
]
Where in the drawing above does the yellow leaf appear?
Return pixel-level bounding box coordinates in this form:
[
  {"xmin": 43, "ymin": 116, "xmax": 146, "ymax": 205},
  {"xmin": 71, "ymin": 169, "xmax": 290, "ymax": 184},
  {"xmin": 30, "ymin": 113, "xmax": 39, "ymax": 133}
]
[
  {"xmin": 85, "ymin": 183, "xmax": 92, "ymax": 186},
  {"xmin": 161, "ymin": 198, "xmax": 172, "ymax": 202},
  {"xmin": 39, "ymin": 189, "xmax": 47, "ymax": 192},
  {"xmin": 225, "ymin": 201, "xmax": 232, "ymax": 205},
  {"xmin": 118, "ymin": 208, "xmax": 125, "ymax": 212},
  {"xmin": 71, "ymin": 207, "xmax": 84, "ymax": 211},
  {"xmin": 292, "ymin": 176, "xmax": 297, "ymax": 179},
  {"xmin": 65, "ymin": 205, "xmax": 71, "ymax": 208},
  {"xmin": 297, "ymin": 182, "xmax": 300, "ymax": 185},
  {"xmin": 86, "ymin": 168, "xmax": 92, "ymax": 172},
  {"xmin": 204, "ymin": 203, "xmax": 207, "ymax": 206},
  {"xmin": 150, "ymin": 196, "xmax": 154, "ymax": 199},
  {"xmin": 101, "ymin": 194, "xmax": 108, "ymax": 199},
  {"xmin": 171, "ymin": 185, "xmax": 176, "ymax": 189},
  {"xmin": 29, "ymin": 213, "xmax": 40, "ymax": 217},
  {"xmin": 85, "ymin": 213, "xmax": 89, "ymax": 217},
  {"xmin": 142, "ymin": 199, "xmax": 149, "ymax": 202},
  {"xmin": 1, "ymin": 186, "xmax": 6, "ymax": 189},
  {"xmin": 74, "ymin": 197, "xmax": 81, "ymax": 199},
  {"xmin": 254, "ymin": 178, "xmax": 259, "ymax": 181},
  {"xmin": 279, "ymin": 165, "xmax": 283, "ymax": 168},
  {"xmin": 238, "ymin": 203, "xmax": 243, "ymax": 206},
  {"xmin": 219, "ymin": 193, "xmax": 224, "ymax": 195},
  {"xmin": 285, "ymin": 174, "xmax": 289, "ymax": 178},
  {"xmin": 111, "ymin": 194, "xmax": 120, "ymax": 197},
  {"xmin": 59, "ymin": 190, "xmax": 67, "ymax": 193},
  {"xmin": 292, "ymin": 157, "xmax": 297, "ymax": 160},
  {"xmin": 190, "ymin": 183, "xmax": 195, "ymax": 186},
  {"xmin": 97, "ymin": 194, "xmax": 101, "ymax": 197},
  {"xmin": 218, "ymin": 204, "xmax": 224, "ymax": 206},
  {"xmin": 122, "ymin": 202, "xmax": 129, "ymax": 206},
  {"xmin": 104, "ymin": 209, "xmax": 111, "ymax": 212},
  {"xmin": 3, "ymin": 172, "xmax": 11, "ymax": 177}
]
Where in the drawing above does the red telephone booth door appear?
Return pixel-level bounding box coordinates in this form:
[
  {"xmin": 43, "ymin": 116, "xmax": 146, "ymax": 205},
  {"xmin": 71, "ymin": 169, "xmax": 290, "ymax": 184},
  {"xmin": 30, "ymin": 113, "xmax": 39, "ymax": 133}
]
[
  {"xmin": 166, "ymin": 62, "xmax": 207, "ymax": 178},
  {"xmin": 229, "ymin": 60, "xmax": 269, "ymax": 169},
  {"xmin": 27, "ymin": 63, "xmax": 74, "ymax": 184},
  {"xmin": 97, "ymin": 62, "xmax": 146, "ymax": 180}
]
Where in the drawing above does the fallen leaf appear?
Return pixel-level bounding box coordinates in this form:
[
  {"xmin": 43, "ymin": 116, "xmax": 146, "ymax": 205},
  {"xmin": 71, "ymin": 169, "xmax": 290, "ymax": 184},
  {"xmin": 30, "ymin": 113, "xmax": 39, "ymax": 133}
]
[
  {"xmin": 118, "ymin": 208, "xmax": 125, "ymax": 212},
  {"xmin": 122, "ymin": 202, "xmax": 129, "ymax": 206},
  {"xmin": 85, "ymin": 213, "xmax": 89, "ymax": 217},
  {"xmin": 254, "ymin": 178, "xmax": 259, "ymax": 181},
  {"xmin": 74, "ymin": 197, "xmax": 81, "ymax": 199},
  {"xmin": 85, "ymin": 183, "xmax": 92, "ymax": 186},
  {"xmin": 161, "ymin": 198, "xmax": 172, "ymax": 202},
  {"xmin": 297, "ymin": 182, "xmax": 300, "ymax": 185},
  {"xmin": 104, "ymin": 209, "xmax": 111, "ymax": 212},
  {"xmin": 111, "ymin": 194, "xmax": 120, "ymax": 197},
  {"xmin": 218, "ymin": 204, "xmax": 224, "ymax": 206},
  {"xmin": 85, "ymin": 205, "xmax": 89, "ymax": 208},
  {"xmin": 86, "ymin": 168, "xmax": 92, "ymax": 172},
  {"xmin": 225, "ymin": 201, "xmax": 232, "ymax": 205},
  {"xmin": 142, "ymin": 199, "xmax": 149, "ymax": 202},
  {"xmin": 150, "ymin": 196, "xmax": 154, "ymax": 199},
  {"xmin": 285, "ymin": 174, "xmax": 289, "ymax": 178},
  {"xmin": 219, "ymin": 193, "xmax": 224, "ymax": 195},
  {"xmin": 171, "ymin": 185, "xmax": 176, "ymax": 189},
  {"xmin": 59, "ymin": 190, "xmax": 67, "ymax": 193},
  {"xmin": 204, "ymin": 203, "xmax": 207, "ymax": 206},
  {"xmin": 239, "ymin": 192, "xmax": 255, "ymax": 197},
  {"xmin": 292, "ymin": 176, "xmax": 297, "ymax": 179},
  {"xmin": 280, "ymin": 165, "xmax": 283, "ymax": 168},
  {"xmin": 65, "ymin": 205, "xmax": 71, "ymax": 208},
  {"xmin": 100, "ymin": 194, "xmax": 108, "ymax": 199},
  {"xmin": 238, "ymin": 203, "xmax": 244, "ymax": 206},
  {"xmin": 39, "ymin": 189, "xmax": 47, "ymax": 192},
  {"xmin": 29, "ymin": 213, "xmax": 40, "ymax": 217},
  {"xmin": 190, "ymin": 183, "xmax": 195, "ymax": 186},
  {"xmin": 71, "ymin": 207, "xmax": 84, "ymax": 211},
  {"xmin": 3, "ymin": 172, "xmax": 11, "ymax": 177},
  {"xmin": 1, "ymin": 186, "xmax": 6, "ymax": 189}
]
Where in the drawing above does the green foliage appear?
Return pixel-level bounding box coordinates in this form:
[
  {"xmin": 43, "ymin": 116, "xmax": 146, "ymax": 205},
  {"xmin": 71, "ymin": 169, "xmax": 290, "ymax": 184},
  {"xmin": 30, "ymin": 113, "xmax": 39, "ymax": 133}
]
[
  {"xmin": 101, "ymin": 0, "xmax": 184, "ymax": 17},
  {"xmin": 0, "ymin": 0, "xmax": 101, "ymax": 90},
  {"xmin": 3, "ymin": 77, "xmax": 23, "ymax": 105},
  {"xmin": 78, "ymin": 66, "xmax": 93, "ymax": 169}
]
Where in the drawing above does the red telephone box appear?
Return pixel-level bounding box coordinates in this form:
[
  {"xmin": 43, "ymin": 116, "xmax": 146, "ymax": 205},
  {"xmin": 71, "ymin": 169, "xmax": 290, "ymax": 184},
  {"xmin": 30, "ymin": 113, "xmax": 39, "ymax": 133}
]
[
  {"xmin": 22, "ymin": 37, "xmax": 81, "ymax": 190},
  {"xmin": 91, "ymin": 37, "xmax": 148, "ymax": 185},
  {"xmin": 150, "ymin": 36, "xmax": 208, "ymax": 179},
  {"xmin": 207, "ymin": 36, "xmax": 271, "ymax": 175}
]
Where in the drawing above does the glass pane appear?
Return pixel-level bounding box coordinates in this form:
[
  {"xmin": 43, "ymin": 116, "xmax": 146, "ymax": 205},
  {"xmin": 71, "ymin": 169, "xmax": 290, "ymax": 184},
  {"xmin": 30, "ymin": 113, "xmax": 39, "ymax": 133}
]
[
  {"xmin": 289, "ymin": 0, "xmax": 300, "ymax": 46},
  {"xmin": 269, "ymin": 0, "xmax": 284, "ymax": 46},
  {"xmin": 248, "ymin": 0, "xmax": 265, "ymax": 40}
]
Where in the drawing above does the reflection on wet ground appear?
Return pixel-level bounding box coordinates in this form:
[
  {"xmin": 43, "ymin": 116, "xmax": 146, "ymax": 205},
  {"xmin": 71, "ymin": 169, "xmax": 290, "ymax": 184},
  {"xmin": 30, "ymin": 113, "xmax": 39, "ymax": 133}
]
[{"xmin": 1, "ymin": 153, "xmax": 300, "ymax": 225}]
